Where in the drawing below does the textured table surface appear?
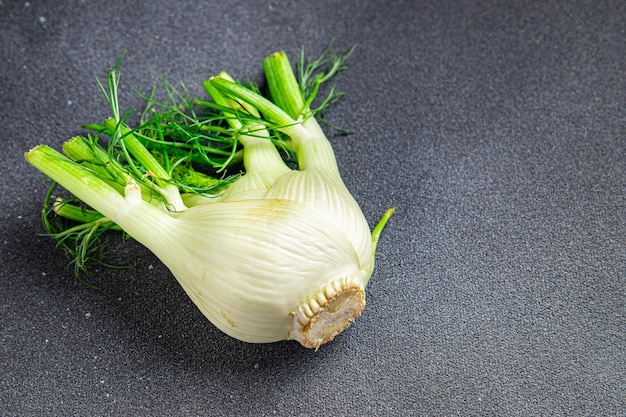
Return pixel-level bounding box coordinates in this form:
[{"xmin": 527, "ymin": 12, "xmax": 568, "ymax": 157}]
[{"xmin": 1, "ymin": 1, "xmax": 624, "ymax": 416}]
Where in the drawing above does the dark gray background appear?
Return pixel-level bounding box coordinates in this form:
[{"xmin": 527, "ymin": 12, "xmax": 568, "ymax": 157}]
[{"xmin": 1, "ymin": 1, "xmax": 624, "ymax": 416}]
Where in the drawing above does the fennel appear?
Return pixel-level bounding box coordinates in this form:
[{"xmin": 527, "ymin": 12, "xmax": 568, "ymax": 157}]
[{"xmin": 25, "ymin": 45, "xmax": 393, "ymax": 348}]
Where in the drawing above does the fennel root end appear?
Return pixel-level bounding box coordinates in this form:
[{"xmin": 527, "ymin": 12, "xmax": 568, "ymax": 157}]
[{"xmin": 289, "ymin": 277, "xmax": 366, "ymax": 349}]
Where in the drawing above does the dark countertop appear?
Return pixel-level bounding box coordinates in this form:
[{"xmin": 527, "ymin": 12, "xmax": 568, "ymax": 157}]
[{"xmin": 1, "ymin": 1, "xmax": 624, "ymax": 415}]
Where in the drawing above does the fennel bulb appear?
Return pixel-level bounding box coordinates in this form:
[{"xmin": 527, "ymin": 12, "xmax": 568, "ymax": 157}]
[{"xmin": 25, "ymin": 47, "xmax": 393, "ymax": 348}]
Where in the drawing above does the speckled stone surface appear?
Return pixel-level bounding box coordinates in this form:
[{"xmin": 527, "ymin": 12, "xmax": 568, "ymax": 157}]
[{"xmin": 1, "ymin": 1, "xmax": 624, "ymax": 415}]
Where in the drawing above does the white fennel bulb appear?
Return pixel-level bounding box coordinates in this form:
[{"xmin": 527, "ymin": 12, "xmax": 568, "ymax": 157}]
[{"xmin": 25, "ymin": 48, "xmax": 393, "ymax": 348}]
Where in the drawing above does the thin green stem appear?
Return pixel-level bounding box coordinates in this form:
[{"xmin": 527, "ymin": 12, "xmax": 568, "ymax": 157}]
[
  {"xmin": 52, "ymin": 197, "xmax": 122, "ymax": 231},
  {"xmin": 364, "ymin": 207, "xmax": 395, "ymax": 286},
  {"xmin": 372, "ymin": 207, "xmax": 395, "ymax": 245},
  {"xmin": 103, "ymin": 118, "xmax": 171, "ymax": 180},
  {"xmin": 207, "ymin": 77, "xmax": 298, "ymax": 129}
]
